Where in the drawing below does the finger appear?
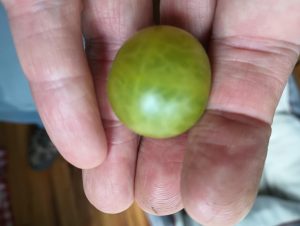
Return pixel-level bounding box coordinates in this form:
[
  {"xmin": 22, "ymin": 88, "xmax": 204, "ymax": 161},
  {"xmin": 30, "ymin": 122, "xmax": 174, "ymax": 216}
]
[
  {"xmin": 135, "ymin": 0, "xmax": 216, "ymax": 215},
  {"xmin": 2, "ymin": 0, "xmax": 107, "ymax": 168},
  {"xmin": 160, "ymin": 0, "xmax": 216, "ymax": 42},
  {"xmin": 185, "ymin": 113, "xmax": 271, "ymax": 226},
  {"xmin": 135, "ymin": 135, "xmax": 186, "ymax": 215},
  {"xmin": 81, "ymin": 0, "xmax": 153, "ymax": 213},
  {"xmin": 182, "ymin": 1, "xmax": 300, "ymax": 225}
]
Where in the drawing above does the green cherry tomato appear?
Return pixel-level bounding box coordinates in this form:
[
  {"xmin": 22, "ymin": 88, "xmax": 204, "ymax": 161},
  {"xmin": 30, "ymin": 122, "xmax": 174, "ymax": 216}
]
[{"xmin": 108, "ymin": 25, "xmax": 211, "ymax": 138}]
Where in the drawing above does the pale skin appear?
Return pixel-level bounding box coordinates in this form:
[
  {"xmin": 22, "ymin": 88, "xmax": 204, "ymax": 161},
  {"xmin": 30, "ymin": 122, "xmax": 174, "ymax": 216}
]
[{"xmin": 2, "ymin": 0, "xmax": 300, "ymax": 225}]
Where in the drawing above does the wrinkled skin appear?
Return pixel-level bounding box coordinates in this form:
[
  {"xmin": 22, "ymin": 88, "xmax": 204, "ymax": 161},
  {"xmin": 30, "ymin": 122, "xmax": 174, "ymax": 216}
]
[
  {"xmin": 108, "ymin": 26, "xmax": 211, "ymax": 138},
  {"xmin": 2, "ymin": 0, "xmax": 300, "ymax": 225}
]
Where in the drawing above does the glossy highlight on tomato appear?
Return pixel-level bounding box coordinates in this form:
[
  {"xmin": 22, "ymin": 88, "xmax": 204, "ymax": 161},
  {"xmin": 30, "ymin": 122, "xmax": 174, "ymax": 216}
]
[{"xmin": 108, "ymin": 25, "xmax": 211, "ymax": 138}]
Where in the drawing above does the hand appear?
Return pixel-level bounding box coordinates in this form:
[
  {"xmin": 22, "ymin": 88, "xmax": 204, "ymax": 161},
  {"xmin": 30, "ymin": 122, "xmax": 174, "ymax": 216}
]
[{"xmin": 3, "ymin": 0, "xmax": 300, "ymax": 225}]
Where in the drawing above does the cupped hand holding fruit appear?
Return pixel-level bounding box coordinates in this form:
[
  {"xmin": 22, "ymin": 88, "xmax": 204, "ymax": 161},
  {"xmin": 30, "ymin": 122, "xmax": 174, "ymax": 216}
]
[{"xmin": 3, "ymin": 0, "xmax": 300, "ymax": 225}]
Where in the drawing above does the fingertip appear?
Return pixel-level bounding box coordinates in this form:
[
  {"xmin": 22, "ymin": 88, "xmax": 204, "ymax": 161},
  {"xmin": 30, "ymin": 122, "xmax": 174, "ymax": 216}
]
[
  {"xmin": 46, "ymin": 121, "xmax": 108, "ymax": 169},
  {"xmin": 82, "ymin": 168, "xmax": 134, "ymax": 214},
  {"xmin": 135, "ymin": 193, "xmax": 183, "ymax": 216},
  {"xmin": 181, "ymin": 112, "xmax": 269, "ymax": 226},
  {"xmin": 56, "ymin": 138, "xmax": 107, "ymax": 169},
  {"xmin": 84, "ymin": 188, "xmax": 133, "ymax": 214},
  {"xmin": 182, "ymin": 187, "xmax": 254, "ymax": 226},
  {"xmin": 63, "ymin": 145, "xmax": 107, "ymax": 169}
]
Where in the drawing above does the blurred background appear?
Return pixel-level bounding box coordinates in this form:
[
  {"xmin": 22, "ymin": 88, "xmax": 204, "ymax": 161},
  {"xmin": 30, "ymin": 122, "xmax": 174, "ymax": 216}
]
[{"xmin": 1, "ymin": 1, "xmax": 300, "ymax": 226}]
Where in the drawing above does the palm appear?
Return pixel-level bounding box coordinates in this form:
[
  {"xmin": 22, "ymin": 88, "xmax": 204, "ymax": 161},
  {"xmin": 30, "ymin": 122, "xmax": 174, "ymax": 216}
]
[{"xmin": 3, "ymin": 0, "xmax": 300, "ymax": 225}]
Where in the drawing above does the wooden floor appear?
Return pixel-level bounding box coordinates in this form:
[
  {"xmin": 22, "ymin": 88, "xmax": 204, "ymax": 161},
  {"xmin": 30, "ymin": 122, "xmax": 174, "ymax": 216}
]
[{"xmin": 0, "ymin": 123, "xmax": 150, "ymax": 226}]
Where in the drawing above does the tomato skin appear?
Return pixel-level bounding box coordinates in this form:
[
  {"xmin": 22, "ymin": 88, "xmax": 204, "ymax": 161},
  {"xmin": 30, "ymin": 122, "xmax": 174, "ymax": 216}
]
[{"xmin": 108, "ymin": 25, "xmax": 211, "ymax": 138}]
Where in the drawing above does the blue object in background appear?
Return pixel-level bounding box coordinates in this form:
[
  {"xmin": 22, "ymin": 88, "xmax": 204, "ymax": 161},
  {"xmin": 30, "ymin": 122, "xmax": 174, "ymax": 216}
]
[{"xmin": 0, "ymin": 4, "xmax": 42, "ymax": 126}]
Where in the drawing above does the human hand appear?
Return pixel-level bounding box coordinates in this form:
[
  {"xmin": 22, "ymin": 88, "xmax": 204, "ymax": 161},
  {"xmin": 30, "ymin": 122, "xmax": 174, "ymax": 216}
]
[{"xmin": 2, "ymin": 0, "xmax": 300, "ymax": 225}]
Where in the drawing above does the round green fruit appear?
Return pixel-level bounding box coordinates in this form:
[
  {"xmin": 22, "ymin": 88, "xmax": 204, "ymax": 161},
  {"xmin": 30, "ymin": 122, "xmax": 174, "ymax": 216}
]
[{"xmin": 107, "ymin": 25, "xmax": 211, "ymax": 138}]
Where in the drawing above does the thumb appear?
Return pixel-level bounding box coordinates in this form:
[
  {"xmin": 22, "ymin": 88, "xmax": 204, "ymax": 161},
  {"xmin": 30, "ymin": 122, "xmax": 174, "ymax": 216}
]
[{"xmin": 182, "ymin": 1, "xmax": 300, "ymax": 225}]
